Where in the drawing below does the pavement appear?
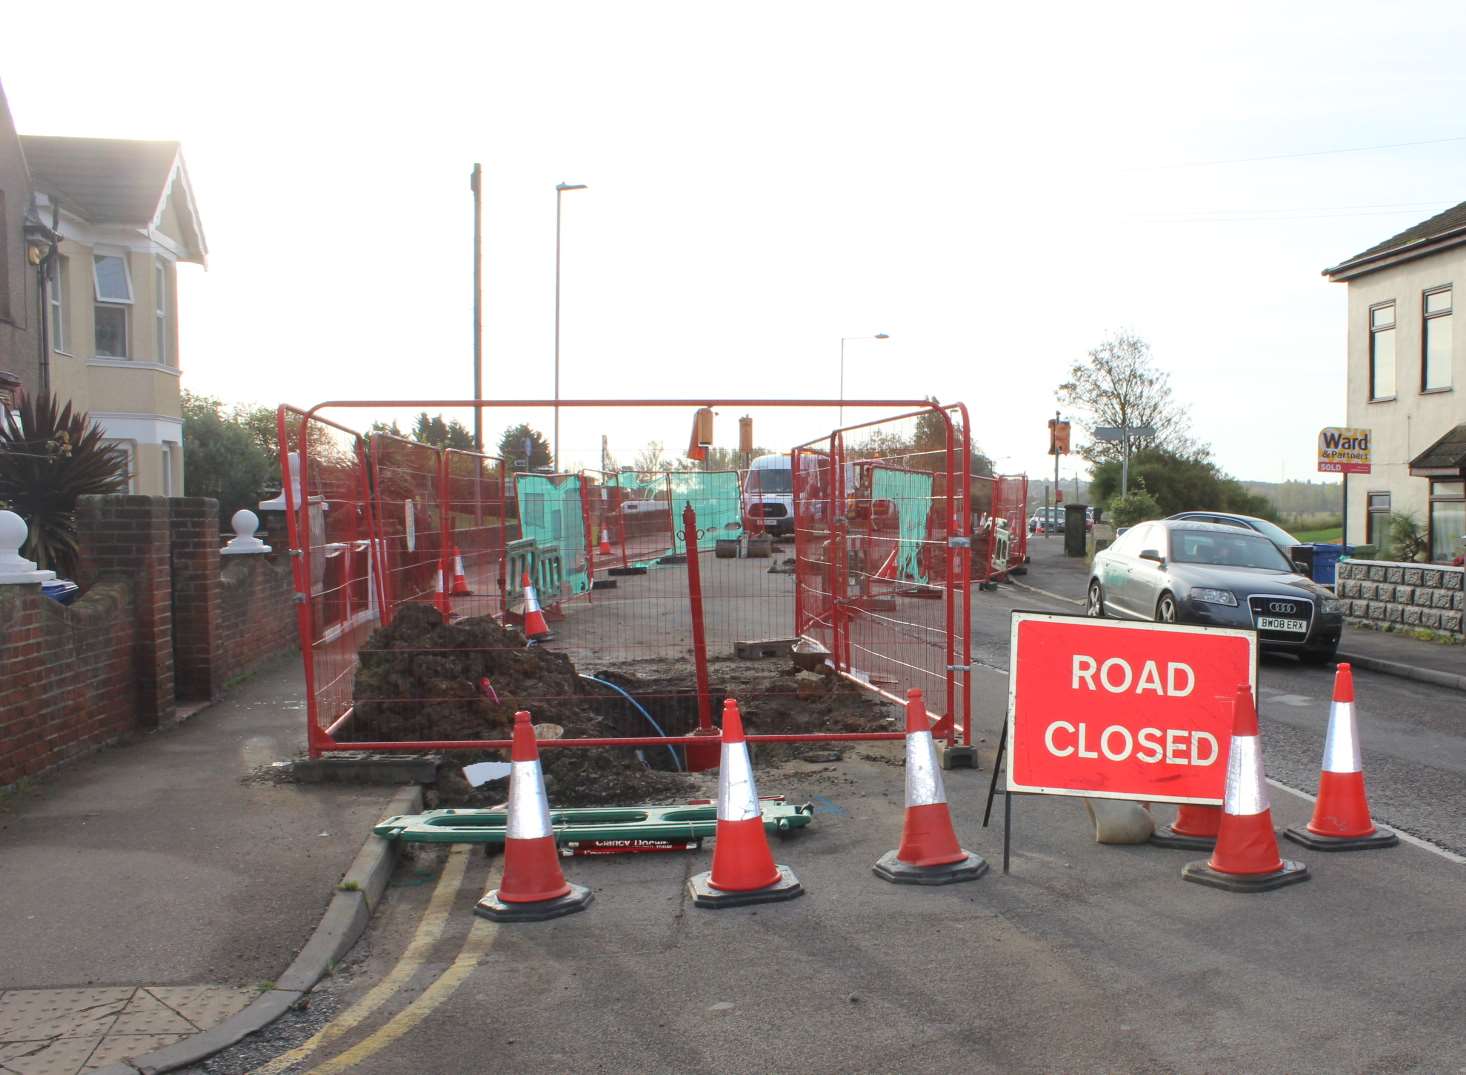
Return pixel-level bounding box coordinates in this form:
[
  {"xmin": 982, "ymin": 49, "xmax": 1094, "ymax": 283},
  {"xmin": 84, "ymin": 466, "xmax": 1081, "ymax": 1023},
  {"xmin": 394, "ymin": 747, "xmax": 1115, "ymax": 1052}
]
[{"xmin": 0, "ymin": 656, "xmax": 410, "ymax": 1075}]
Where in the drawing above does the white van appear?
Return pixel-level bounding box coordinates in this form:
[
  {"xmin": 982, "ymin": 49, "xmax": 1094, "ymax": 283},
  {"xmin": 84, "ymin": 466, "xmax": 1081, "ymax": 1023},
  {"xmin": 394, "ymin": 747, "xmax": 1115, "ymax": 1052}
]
[{"xmin": 743, "ymin": 453, "xmax": 794, "ymax": 535}]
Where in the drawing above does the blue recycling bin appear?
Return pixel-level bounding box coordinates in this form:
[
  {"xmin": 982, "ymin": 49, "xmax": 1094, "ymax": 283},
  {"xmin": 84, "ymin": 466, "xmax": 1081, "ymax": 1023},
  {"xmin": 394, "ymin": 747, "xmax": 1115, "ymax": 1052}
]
[
  {"xmin": 41, "ymin": 578, "xmax": 80, "ymax": 605},
  {"xmin": 1310, "ymin": 544, "xmax": 1353, "ymax": 587}
]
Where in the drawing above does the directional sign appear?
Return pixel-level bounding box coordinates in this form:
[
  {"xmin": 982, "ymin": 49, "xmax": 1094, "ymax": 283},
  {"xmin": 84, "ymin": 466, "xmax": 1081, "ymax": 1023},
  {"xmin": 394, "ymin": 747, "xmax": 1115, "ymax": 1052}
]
[
  {"xmin": 1092, "ymin": 425, "xmax": 1157, "ymax": 443},
  {"xmin": 1006, "ymin": 613, "xmax": 1257, "ymax": 804},
  {"xmin": 1318, "ymin": 426, "xmax": 1372, "ymax": 474}
]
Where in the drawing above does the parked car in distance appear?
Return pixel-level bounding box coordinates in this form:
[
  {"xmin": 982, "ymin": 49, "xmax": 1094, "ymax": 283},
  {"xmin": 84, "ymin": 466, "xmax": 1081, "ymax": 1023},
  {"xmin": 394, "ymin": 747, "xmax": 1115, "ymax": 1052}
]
[
  {"xmin": 1028, "ymin": 506, "xmax": 1064, "ymax": 533},
  {"xmin": 1166, "ymin": 511, "xmax": 1303, "ymax": 558},
  {"xmin": 1087, "ymin": 519, "xmax": 1343, "ymax": 663}
]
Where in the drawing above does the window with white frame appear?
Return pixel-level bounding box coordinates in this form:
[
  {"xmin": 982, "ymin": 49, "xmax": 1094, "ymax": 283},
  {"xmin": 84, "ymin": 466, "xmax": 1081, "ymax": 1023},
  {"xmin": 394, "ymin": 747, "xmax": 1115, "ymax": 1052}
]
[
  {"xmin": 93, "ymin": 254, "xmax": 132, "ymax": 358},
  {"xmin": 49, "ymin": 255, "xmax": 68, "ymax": 352},
  {"xmin": 155, "ymin": 261, "xmax": 171, "ymax": 366},
  {"xmin": 105, "ymin": 439, "xmax": 138, "ymax": 493},
  {"xmin": 1423, "ymin": 286, "xmax": 1452, "ymax": 392},
  {"xmin": 1429, "ymin": 480, "xmax": 1464, "ymax": 562},
  {"xmin": 1369, "ymin": 302, "xmax": 1396, "ymax": 400},
  {"xmin": 160, "ymin": 442, "xmax": 175, "ymax": 496}
]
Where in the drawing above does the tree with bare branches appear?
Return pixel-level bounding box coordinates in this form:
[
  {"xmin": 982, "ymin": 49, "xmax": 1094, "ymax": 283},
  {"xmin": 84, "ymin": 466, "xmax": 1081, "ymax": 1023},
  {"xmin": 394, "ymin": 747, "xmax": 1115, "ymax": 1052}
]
[{"xmin": 1057, "ymin": 332, "xmax": 1199, "ymax": 464}]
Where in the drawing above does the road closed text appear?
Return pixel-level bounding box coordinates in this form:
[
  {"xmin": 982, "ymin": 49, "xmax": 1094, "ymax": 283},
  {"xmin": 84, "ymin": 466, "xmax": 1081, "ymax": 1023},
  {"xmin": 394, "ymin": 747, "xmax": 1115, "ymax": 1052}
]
[{"xmin": 1007, "ymin": 614, "xmax": 1256, "ymax": 804}]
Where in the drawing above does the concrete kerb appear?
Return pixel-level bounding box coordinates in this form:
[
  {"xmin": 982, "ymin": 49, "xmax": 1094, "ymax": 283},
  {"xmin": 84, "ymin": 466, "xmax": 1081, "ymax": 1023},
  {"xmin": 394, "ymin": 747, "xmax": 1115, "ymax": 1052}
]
[
  {"xmin": 1336, "ymin": 650, "xmax": 1466, "ymax": 693},
  {"xmin": 91, "ymin": 783, "xmax": 424, "ymax": 1075}
]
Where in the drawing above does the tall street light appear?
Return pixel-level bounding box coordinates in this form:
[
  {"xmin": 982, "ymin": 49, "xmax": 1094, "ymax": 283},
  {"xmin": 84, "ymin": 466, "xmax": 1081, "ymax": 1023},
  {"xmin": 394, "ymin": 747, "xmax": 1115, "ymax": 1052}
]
[
  {"xmin": 839, "ymin": 333, "xmax": 890, "ymax": 427},
  {"xmin": 554, "ymin": 181, "xmax": 588, "ymax": 472}
]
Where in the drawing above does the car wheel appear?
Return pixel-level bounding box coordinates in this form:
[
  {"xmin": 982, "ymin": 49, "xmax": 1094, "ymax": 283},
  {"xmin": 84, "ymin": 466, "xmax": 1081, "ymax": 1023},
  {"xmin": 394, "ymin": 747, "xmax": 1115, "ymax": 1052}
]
[
  {"xmin": 1155, "ymin": 593, "xmax": 1177, "ymax": 624},
  {"xmin": 1087, "ymin": 580, "xmax": 1105, "ymax": 618}
]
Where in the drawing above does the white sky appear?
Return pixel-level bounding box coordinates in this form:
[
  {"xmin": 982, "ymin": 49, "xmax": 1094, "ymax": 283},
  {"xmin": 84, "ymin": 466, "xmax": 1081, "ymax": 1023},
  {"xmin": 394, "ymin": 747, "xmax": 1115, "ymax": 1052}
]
[{"xmin": 6, "ymin": 1, "xmax": 1466, "ymax": 486}]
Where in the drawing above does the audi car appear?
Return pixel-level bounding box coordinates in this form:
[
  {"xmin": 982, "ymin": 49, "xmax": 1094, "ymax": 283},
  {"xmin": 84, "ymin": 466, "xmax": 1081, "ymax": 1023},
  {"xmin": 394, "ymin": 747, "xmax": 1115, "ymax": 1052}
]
[{"xmin": 1087, "ymin": 519, "xmax": 1343, "ymax": 662}]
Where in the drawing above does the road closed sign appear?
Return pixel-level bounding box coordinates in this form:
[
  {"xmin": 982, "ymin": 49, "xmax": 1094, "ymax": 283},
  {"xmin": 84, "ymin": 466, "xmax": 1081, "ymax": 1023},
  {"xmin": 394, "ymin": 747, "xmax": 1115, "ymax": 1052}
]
[{"xmin": 1006, "ymin": 613, "xmax": 1257, "ymax": 804}]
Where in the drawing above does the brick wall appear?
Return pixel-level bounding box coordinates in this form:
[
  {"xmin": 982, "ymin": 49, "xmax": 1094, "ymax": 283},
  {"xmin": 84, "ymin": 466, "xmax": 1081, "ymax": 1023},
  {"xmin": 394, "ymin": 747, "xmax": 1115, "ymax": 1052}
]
[
  {"xmin": 216, "ymin": 552, "xmax": 297, "ymax": 687},
  {"xmin": 0, "ymin": 581, "xmax": 138, "ymax": 786},
  {"xmin": 1335, "ymin": 559, "xmax": 1465, "ymax": 640},
  {"xmin": 0, "ymin": 496, "xmax": 300, "ymax": 788}
]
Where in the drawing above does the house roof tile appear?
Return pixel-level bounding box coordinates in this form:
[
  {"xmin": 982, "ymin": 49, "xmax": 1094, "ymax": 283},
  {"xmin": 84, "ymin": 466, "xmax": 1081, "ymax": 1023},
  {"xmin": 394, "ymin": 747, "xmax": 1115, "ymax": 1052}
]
[
  {"xmin": 1410, "ymin": 424, "xmax": 1466, "ymax": 473},
  {"xmin": 1324, "ymin": 199, "xmax": 1466, "ymax": 278}
]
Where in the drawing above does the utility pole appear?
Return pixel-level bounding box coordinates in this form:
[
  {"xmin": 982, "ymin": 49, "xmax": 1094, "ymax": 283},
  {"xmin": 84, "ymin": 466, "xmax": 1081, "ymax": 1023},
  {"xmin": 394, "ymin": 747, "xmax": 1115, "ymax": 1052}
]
[
  {"xmin": 471, "ymin": 163, "xmax": 484, "ymax": 453},
  {"xmin": 1052, "ymin": 410, "xmax": 1061, "ymax": 540}
]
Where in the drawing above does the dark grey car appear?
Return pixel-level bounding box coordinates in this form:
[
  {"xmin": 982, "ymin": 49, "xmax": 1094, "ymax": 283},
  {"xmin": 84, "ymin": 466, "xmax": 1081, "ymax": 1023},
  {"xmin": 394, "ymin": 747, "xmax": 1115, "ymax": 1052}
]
[{"xmin": 1087, "ymin": 519, "xmax": 1343, "ymax": 662}]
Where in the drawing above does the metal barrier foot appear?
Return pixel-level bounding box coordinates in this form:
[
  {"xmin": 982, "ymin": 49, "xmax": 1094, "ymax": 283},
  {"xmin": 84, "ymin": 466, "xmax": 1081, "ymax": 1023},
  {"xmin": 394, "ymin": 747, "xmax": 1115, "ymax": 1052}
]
[{"xmin": 939, "ymin": 744, "xmax": 980, "ymax": 771}]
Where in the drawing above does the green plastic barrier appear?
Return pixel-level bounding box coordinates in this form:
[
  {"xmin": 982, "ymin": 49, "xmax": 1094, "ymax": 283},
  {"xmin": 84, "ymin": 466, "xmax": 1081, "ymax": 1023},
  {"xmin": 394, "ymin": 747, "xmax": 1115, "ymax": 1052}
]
[
  {"xmin": 871, "ymin": 466, "xmax": 932, "ymax": 584},
  {"xmin": 374, "ymin": 799, "xmax": 814, "ymax": 845},
  {"xmin": 601, "ymin": 470, "xmax": 743, "ymax": 561}
]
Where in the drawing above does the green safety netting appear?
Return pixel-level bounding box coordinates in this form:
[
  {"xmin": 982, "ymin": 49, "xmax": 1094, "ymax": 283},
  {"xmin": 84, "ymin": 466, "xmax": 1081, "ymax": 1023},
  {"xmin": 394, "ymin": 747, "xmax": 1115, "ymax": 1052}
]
[
  {"xmin": 871, "ymin": 466, "xmax": 932, "ymax": 584},
  {"xmin": 605, "ymin": 470, "xmax": 744, "ymax": 559},
  {"xmin": 516, "ymin": 474, "xmax": 590, "ymax": 596}
]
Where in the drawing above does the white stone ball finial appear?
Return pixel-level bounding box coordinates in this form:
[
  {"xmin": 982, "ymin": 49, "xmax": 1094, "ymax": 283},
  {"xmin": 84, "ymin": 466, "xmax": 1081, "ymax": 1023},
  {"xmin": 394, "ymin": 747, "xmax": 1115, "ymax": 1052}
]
[
  {"xmin": 222, "ymin": 509, "xmax": 272, "ymax": 556},
  {"xmin": 0, "ymin": 510, "xmax": 58, "ymax": 584}
]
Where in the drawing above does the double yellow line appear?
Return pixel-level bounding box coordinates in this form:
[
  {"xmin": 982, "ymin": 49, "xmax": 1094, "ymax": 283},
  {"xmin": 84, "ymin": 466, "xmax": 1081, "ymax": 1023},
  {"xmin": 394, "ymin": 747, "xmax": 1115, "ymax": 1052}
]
[{"xmin": 258, "ymin": 846, "xmax": 499, "ymax": 1074}]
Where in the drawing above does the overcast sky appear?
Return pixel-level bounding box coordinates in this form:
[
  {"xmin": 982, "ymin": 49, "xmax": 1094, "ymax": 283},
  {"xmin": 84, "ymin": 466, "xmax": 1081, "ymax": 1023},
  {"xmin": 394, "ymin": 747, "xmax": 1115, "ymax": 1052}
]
[{"xmin": 5, "ymin": 2, "xmax": 1465, "ymax": 486}]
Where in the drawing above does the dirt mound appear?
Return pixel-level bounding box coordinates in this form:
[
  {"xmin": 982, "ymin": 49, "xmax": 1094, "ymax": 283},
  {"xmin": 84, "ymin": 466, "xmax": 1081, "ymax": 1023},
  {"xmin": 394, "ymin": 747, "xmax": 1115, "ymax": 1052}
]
[{"xmin": 350, "ymin": 604, "xmax": 691, "ymax": 806}]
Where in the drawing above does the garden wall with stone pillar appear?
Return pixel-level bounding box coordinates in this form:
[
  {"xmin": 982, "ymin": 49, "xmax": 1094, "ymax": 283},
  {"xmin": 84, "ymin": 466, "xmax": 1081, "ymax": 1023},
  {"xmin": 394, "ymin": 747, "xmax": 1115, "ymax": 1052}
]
[
  {"xmin": 0, "ymin": 497, "xmax": 299, "ymax": 788},
  {"xmin": 1334, "ymin": 559, "xmax": 1466, "ymax": 641}
]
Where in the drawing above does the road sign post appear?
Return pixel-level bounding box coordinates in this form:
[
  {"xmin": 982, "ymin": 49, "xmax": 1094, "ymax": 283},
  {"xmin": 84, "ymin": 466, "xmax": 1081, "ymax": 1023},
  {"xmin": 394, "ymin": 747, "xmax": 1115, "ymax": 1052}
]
[{"xmin": 990, "ymin": 611, "xmax": 1257, "ymax": 871}]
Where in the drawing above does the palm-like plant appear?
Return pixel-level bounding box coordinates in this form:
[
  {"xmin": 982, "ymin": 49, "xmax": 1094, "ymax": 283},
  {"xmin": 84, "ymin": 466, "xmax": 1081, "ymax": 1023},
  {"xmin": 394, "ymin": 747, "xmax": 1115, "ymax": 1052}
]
[{"xmin": 0, "ymin": 392, "xmax": 129, "ymax": 577}]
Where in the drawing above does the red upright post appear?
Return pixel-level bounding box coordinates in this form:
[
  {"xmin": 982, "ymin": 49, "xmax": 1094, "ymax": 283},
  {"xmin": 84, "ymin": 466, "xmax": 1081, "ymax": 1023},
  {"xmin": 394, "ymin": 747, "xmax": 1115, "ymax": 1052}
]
[{"xmin": 682, "ymin": 502, "xmax": 720, "ymax": 771}]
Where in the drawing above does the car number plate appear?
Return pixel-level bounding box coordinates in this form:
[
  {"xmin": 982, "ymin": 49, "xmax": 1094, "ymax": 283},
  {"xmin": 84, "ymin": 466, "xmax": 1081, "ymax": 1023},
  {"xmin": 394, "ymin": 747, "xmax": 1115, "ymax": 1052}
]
[{"xmin": 1256, "ymin": 616, "xmax": 1307, "ymax": 633}]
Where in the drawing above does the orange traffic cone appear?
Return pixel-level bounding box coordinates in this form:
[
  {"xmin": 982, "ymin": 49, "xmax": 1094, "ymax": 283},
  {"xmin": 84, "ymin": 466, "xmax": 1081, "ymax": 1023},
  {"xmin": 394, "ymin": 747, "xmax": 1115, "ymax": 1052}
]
[
  {"xmin": 687, "ymin": 699, "xmax": 803, "ymax": 908},
  {"xmin": 521, "ymin": 570, "xmax": 553, "ymax": 642},
  {"xmin": 875, "ymin": 547, "xmax": 898, "ymax": 581},
  {"xmin": 1284, "ymin": 664, "xmax": 1398, "ymax": 851},
  {"xmin": 874, "ymin": 689, "xmax": 987, "ymax": 884},
  {"xmin": 475, "ymin": 711, "xmax": 592, "ymax": 921},
  {"xmin": 1151, "ymin": 803, "xmax": 1221, "ymax": 850},
  {"xmin": 598, "ymin": 526, "xmax": 613, "ymax": 556},
  {"xmin": 1182, "ymin": 685, "xmax": 1309, "ymax": 892},
  {"xmin": 451, "ymin": 547, "xmax": 472, "ymax": 595},
  {"xmin": 434, "ymin": 563, "xmax": 452, "ymax": 615}
]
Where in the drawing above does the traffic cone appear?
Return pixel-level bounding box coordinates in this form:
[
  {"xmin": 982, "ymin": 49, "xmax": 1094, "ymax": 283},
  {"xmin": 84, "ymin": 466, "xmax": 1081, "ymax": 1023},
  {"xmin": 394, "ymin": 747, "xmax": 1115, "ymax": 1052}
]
[
  {"xmin": 475, "ymin": 711, "xmax": 592, "ymax": 921},
  {"xmin": 1284, "ymin": 664, "xmax": 1398, "ymax": 851},
  {"xmin": 874, "ymin": 689, "xmax": 987, "ymax": 885},
  {"xmin": 1182, "ymin": 685, "xmax": 1309, "ymax": 893},
  {"xmin": 1151, "ymin": 803, "xmax": 1221, "ymax": 850},
  {"xmin": 687, "ymin": 699, "xmax": 803, "ymax": 908},
  {"xmin": 520, "ymin": 570, "xmax": 554, "ymax": 642},
  {"xmin": 451, "ymin": 547, "xmax": 472, "ymax": 595},
  {"xmin": 434, "ymin": 563, "xmax": 452, "ymax": 615},
  {"xmin": 598, "ymin": 526, "xmax": 613, "ymax": 556},
  {"xmin": 875, "ymin": 547, "xmax": 899, "ymax": 581}
]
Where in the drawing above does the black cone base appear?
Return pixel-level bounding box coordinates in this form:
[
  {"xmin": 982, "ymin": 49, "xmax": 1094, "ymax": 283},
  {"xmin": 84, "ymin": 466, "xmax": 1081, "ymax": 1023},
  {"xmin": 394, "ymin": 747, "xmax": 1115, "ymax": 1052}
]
[
  {"xmin": 475, "ymin": 882, "xmax": 592, "ymax": 922},
  {"xmin": 1181, "ymin": 858, "xmax": 1309, "ymax": 893},
  {"xmin": 872, "ymin": 850, "xmax": 988, "ymax": 886},
  {"xmin": 688, "ymin": 865, "xmax": 803, "ymax": 909},
  {"xmin": 608, "ymin": 566, "xmax": 648, "ymax": 576},
  {"xmin": 1150, "ymin": 825, "xmax": 1217, "ymax": 850},
  {"xmin": 1283, "ymin": 825, "xmax": 1399, "ymax": 851}
]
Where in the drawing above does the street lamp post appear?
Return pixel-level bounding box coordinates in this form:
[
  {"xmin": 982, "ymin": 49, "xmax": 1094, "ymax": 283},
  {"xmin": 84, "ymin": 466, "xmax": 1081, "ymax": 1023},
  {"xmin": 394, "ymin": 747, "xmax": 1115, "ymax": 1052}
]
[
  {"xmin": 839, "ymin": 333, "xmax": 890, "ymax": 426},
  {"xmin": 554, "ymin": 181, "xmax": 588, "ymax": 472}
]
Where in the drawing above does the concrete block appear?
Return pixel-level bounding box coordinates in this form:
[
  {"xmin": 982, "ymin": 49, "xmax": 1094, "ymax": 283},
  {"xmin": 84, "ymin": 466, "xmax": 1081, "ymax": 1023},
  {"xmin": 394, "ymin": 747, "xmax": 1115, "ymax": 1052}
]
[
  {"xmin": 1368, "ymin": 566, "xmax": 1386, "ymax": 581},
  {"xmin": 1386, "ymin": 604, "xmax": 1404, "ymax": 623},
  {"xmin": 1442, "ymin": 611, "xmax": 1463, "ymax": 632},
  {"xmin": 1386, "ymin": 567, "xmax": 1405, "ymax": 584},
  {"xmin": 1396, "ymin": 586, "xmax": 1414, "ymax": 604},
  {"xmin": 1444, "ymin": 572, "xmax": 1464, "ymax": 591},
  {"xmin": 1404, "ymin": 567, "xmax": 1424, "ymax": 586},
  {"xmin": 1404, "ymin": 607, "xmax": 1422, "ymax": 626},
  {"xmin": 1420, "ymin": 609, "xmax": 1441, "ymax": 628},
  {"xmin": 1367, "ymin": 601, "xmax": 1386, "ymax": 619},
  {"xmin": 1434, "ymin": 590, "xmax": 1453, "ymax": 609},
  {"xmin": 1422, "ymin": 569, "xmax": 1441, "ymax": 587}
]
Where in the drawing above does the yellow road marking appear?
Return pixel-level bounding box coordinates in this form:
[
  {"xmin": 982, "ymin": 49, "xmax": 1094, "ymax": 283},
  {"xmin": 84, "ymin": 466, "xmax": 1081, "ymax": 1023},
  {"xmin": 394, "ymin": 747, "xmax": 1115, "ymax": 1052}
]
[
  {"xmin": 255, "ymin": 846, "xmax": 473, "ymax": 1075},
  {"xmin": 304, "ymin": 915, "xmax": 498, "ymax": 1074}
]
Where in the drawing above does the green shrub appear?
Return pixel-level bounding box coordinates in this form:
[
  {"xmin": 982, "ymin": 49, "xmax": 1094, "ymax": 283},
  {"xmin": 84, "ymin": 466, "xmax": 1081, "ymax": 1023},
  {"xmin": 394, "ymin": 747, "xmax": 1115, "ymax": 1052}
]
[
  {"xmin": 1105, "ymin": 490, "xmax": 1162, "ymax": 530},
  {"xmin": 1387, "ymin": 513, "xmax": 1428, "ymax": 563}
]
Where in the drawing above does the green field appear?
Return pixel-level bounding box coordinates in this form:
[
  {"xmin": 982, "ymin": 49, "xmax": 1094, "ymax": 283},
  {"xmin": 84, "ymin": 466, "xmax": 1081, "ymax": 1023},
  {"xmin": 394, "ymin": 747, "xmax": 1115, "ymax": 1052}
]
[{"xmin": 1292, "ymin": 526, "xmax": 1343, "ymax": 543}]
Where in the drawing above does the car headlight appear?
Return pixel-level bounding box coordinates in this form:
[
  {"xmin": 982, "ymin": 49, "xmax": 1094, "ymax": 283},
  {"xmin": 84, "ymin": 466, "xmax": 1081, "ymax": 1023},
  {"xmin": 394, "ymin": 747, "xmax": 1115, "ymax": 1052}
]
[
  {"xmin": 1190, "ymin": 588, "xmax": 1238, "ymax": 607},
  {"xmin": 1322, "ymin": 597, "xmax": 1344, "ymax": 615}
]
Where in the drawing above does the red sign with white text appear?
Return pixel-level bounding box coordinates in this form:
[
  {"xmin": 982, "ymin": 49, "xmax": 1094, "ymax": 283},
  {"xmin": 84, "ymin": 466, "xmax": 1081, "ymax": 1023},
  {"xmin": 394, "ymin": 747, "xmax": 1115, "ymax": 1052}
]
[{"xmin": 1006, "ymin": 613, "xmax": 1256, "ymax": 804}]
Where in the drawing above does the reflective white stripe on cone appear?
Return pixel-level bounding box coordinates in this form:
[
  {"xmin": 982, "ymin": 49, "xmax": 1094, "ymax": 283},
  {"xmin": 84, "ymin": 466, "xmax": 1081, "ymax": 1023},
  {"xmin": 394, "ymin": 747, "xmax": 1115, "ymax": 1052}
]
[
  {"xmin": 476, "ymin": 710, "xmax": 591, "ymax": 921},
  {"xmin": 874, "ymin": 689, "xmax": 987, "ymax": 885},
  {"xmin": 1182, "ymin": 685, "xmax": 1308, "ymax": 893},
  {"xmin": 1285, "ymin": 663, "xmax": 1398, "ymax": 851},
  {"xmin": 688, "ymin": 699, "xmax": 802, "ymax": 908}
]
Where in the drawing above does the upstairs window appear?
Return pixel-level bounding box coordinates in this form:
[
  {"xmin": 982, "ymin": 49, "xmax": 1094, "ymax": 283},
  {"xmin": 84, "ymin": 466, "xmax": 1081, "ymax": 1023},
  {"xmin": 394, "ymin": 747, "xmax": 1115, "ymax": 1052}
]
[
  {"xmin": 155, "ymin": 262, "xmax": 171, "ymax": 366},
  {"xmin": 49, "ymin": 255, "xmax": 68, "ymax": 352},
  {"xmin": 1423, "ymin": 286, "xmax": 1452, "ymax": 392},
  {"xmin": 93, "ymin": 254, "xmax": 132, "ymax": 358},
  {"xmin": 1369, "ymin": 302, "xmax": 1395, "ymax": 400}
]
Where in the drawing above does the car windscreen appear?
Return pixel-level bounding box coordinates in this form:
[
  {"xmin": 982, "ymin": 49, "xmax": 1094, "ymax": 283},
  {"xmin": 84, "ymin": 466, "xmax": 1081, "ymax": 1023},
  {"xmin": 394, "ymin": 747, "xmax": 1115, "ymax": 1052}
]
[
  {"xmin": 746, "ymin": 469, "xmax": 792, "ymax": 495},
  {"xmin": 1170, "ymin": 530, "xmax": 1293, "ymax": 571}
]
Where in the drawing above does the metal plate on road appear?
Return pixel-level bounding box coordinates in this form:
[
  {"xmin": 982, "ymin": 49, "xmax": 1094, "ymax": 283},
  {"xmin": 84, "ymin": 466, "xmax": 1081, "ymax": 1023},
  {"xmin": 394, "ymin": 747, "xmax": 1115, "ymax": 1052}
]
[{"xmin": 1006, "ymin": 613, "xmax": 1257, "ymax": 805}]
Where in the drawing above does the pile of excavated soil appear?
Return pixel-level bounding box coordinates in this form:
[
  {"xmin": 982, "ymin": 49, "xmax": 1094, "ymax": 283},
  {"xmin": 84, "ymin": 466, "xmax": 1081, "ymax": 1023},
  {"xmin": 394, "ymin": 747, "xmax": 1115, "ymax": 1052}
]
[{"xmin": 350, "ymin": 604, "xmax": 690, "ymax": 806}]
